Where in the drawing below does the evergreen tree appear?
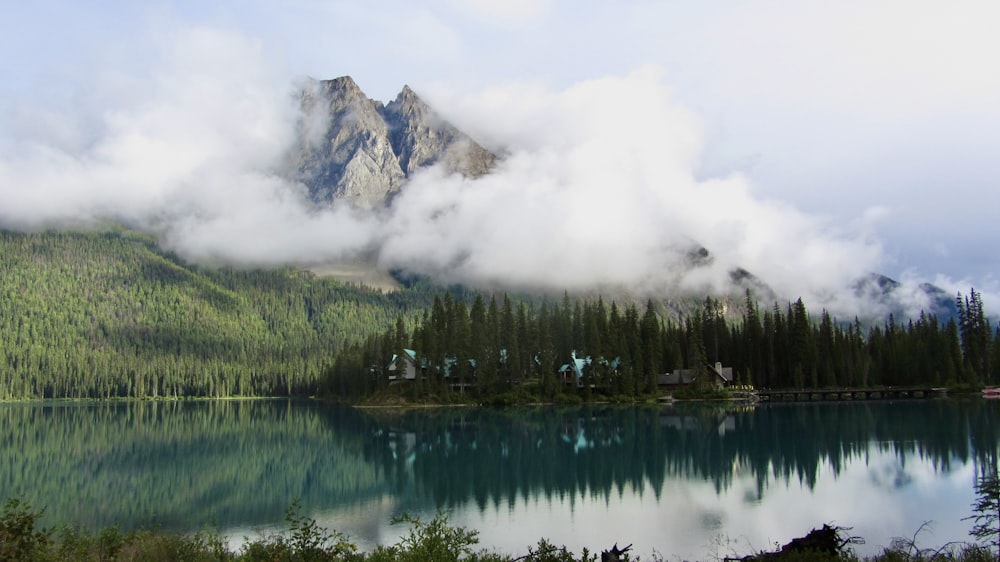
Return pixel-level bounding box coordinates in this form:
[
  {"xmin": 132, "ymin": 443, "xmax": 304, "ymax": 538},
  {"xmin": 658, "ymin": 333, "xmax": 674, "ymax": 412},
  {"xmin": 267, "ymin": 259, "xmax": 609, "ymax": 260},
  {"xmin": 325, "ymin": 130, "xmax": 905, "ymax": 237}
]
[
  {"xmin": 536, "ymin": 302, "xmax": 557, "ymax": 398},
  {"xmin": 965, "ymin": 464, "xmax": 1000, "ymax": 554},
  {"xmin": 469, "ymin": 295, "xmax": 489, "ymax": 393},
  {"xmin": 789, "ymin": 298, "xmax": 815, "ymax": 388},
  {"xmin": 500, "ymin": 295, "xmax": 518, "ymax": 384},
  {"xmin": 817, "ymin": 310, "xmax": 836, "ymax": 387},
  {"xmin": 741, "ymin": 290, "xmax": 764, "ymax": 388},
  {"xmin": 958, "ymin": 289, "xmax": 992, "ymax": 385},
  {"xmin": 640, "ymin": 300, "xmax": 662, "ymax": 394}
]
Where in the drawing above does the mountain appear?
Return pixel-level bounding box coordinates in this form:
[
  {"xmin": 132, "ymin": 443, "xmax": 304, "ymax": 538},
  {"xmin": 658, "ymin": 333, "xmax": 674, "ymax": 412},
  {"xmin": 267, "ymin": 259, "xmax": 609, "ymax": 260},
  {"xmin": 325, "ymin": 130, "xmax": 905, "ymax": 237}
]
[
  {"xmin": 384, "ymin": 85, "xmax": 496, "ymax": 178},
  {"xmin": 286, "ymin": 77, "xmax": 957, "ymax": 325},
  {"xmin": 291, "ymin": 76, "xmax": 496, "ymax": 207},
  {"xmin": 853, "ymin": 273, "xmax": 958, "ymax": 321}
]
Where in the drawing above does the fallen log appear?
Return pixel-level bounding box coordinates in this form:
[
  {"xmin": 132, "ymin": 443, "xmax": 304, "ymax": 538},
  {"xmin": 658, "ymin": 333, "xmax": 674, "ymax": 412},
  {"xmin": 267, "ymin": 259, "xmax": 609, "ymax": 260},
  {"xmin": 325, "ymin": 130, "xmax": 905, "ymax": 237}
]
[
  {"xmin": 601, "ymin": 542, "xmax": 632, "ymax": 562},
  {"xmin": 724, "ymin": 524, "xmax": 863, "ymax": 561}
]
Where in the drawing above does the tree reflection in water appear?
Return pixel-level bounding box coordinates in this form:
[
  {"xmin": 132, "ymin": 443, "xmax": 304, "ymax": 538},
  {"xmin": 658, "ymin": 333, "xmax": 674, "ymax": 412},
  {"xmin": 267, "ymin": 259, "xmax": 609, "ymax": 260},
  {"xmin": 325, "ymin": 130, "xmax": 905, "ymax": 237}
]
[
  {"xmin": 361, "ymin": 401, "xmax": 999, "ymax": 511},
  {"xmin": 0, "ymin": 399, "xmax": 997, "ymax": 556}
]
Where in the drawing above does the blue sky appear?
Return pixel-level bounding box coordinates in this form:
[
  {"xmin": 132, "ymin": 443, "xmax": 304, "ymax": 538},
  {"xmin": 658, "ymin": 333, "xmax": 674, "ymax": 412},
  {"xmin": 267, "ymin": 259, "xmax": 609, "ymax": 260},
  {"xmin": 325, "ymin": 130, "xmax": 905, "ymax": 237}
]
[{"xmin": 2, "ymin": 0, "xmax": 998, "ymax": 313}]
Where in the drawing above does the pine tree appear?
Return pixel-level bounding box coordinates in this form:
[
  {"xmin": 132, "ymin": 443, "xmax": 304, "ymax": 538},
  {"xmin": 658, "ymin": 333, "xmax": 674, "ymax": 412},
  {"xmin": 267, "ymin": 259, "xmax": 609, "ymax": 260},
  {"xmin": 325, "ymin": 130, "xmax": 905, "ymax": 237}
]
[
  {"xmin": 965, "ymin": 464, "xmax": 1000, "ymax": 554},
  {"xmin": 742, "ymin": 289, "xmax": 764, "ymax": 388},
  {"xmin": 817, "ymin": 310, "xmax": 836, "ymax": 387},
  {"xmin": 789, "ymin": 298, "xmax": 815, "ymax": 388},
  {"xmin": 500, "ymin": 295, "xmax": 518, "ymax": 384},
  {"xmin": 958, "ymin": 289, "xmax": 992, "ymax": 385},
  {"xmin": 469, "ymin": 295, "xmax": 489, "ymax": 393},
  {"xmin": 640, "ymin": 300, "xmax": 662, "ymax": 394}
]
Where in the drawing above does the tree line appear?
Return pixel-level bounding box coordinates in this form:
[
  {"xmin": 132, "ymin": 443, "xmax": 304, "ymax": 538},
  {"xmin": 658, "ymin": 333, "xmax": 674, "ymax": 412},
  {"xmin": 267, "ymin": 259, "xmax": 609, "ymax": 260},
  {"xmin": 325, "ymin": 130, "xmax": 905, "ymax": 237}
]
[
  {"xmin": 0, "ymin": 230, "xmax": 436, "ymax": 399},
  {"xmin": 327, "ymin": 289, "xmax": 999, "ymax": 401},
  {"xmin": 2, "ymin": 229, "xmax": 997, "ymax": 401}
]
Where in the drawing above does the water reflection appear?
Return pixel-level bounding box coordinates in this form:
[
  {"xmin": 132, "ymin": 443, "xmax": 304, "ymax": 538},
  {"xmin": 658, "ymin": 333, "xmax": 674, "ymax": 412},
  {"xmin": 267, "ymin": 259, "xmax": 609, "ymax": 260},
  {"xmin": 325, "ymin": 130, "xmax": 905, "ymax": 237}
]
[
  {"xmin": 0, "ymin": 400, "xmax": 388, "ymax": 530},
  {"xmin": 0, "ymin": 400, "xmax": 997, "ymax": 558},
  {"xmin": 362, "ymin": 401, "xmax": 998, "ymax": 506}
]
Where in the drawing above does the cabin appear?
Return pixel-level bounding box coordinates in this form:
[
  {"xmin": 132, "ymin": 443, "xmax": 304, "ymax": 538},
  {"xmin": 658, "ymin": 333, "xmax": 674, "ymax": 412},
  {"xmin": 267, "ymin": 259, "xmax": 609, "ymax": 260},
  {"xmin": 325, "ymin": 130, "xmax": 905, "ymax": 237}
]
[
  {"xmin": 558, "ymin": 352, "xmax": 592, "ymax": 387},
  {"xmin": 387, "ymin": 349, "xmax": 419, "ymax": 381},
  {"xmin": 384, "ymin": 349, "xmax": 478, "ymax": 389},
  {"xmin": 558, "ymin": 353, "xmax": 621, "ymax": 388},
  {"xmin": 657, "ymin": 362, "xmax": 733, "ymax": 389}
]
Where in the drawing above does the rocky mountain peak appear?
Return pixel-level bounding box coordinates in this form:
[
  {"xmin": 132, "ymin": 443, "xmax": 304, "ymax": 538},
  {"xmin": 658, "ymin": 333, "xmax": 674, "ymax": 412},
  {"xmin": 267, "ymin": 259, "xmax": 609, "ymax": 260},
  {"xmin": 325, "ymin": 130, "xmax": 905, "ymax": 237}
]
[
  {"xmin": 387, "ymin": 85, "xmax": 423, "ymax": 115},
  {"xmin": 299, "ymin": 76, "xmax": 374, "ymax": 114},
  {"xmin": 398, "ymin": 84, "xmax": 417, "ymax": 98},
  {"xmin": 290, "ymin": 77, "xmax": 497, "ymax": 208},
  {"xmin": 323, "ymin": 75, "xmax": 363, "ymax": 95},
  {"xmin": 291, "ymin": 76, "xmax": 400, "ymax": 207}
]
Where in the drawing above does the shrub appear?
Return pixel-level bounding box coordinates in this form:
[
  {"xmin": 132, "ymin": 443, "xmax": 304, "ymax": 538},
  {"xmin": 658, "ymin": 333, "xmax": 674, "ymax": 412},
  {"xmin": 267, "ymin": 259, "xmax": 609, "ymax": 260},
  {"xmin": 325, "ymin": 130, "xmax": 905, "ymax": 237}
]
[
  {"xmin": 369, "ymin": 512, "xmax": 479, "ymax": 562},
  {"xmin": 0, "ymin": 498, "xmax": 52, "ymax": 561},
  {"xmin": 241, "ymin": 501, "xmax": 357, "ymax": 562},
  {"xmin": 517, "ymin": 538, "xmax": 593, "ymax": 562}
]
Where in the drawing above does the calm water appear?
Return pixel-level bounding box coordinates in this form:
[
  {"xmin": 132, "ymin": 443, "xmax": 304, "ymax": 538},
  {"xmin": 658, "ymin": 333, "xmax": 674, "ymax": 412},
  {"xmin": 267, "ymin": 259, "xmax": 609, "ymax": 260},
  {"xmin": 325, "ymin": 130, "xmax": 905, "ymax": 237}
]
[{"xmin": 1, "ymin": 399, "xmax": 998, "ymax": 560}]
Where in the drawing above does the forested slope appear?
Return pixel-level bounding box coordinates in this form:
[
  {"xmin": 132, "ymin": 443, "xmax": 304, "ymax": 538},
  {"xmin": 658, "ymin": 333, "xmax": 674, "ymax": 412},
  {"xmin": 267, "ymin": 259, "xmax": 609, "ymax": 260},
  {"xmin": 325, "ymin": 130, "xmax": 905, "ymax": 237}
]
[
  {"xmin": 333, "ymin": 290, "xmax": 998, "ymax": 403},
  {"xmin": 3, "ymin": 229, "xmax": 996, "ymax": 402},
  {"xmin": 0, "ymin": 229, "xmax": 428, "ymax": 399}
]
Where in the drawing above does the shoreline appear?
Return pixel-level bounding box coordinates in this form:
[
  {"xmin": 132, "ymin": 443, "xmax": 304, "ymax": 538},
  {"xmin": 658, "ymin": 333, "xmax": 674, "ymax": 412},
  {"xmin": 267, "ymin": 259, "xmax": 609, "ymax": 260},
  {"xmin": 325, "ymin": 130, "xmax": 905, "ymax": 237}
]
[{"xmin": 0, "ymin": 387, "xmax": 976, "ymax": 407}]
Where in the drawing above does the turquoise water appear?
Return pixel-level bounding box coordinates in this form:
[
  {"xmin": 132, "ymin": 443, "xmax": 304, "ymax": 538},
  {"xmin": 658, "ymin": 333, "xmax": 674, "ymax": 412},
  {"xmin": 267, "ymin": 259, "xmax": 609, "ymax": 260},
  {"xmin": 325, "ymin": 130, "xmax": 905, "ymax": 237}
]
[{"xmin": 1, "ymin": 399, "xmax": 996, "ymax": 559}]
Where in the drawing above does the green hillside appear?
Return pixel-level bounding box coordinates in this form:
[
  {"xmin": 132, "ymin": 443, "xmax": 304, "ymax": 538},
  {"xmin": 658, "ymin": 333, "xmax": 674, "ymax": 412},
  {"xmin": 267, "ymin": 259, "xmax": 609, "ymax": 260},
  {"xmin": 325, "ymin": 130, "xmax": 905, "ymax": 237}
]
[
  {"xmin": 2, "ymin": 229, "xmax": 996, "ymax": 402},
  {"xmin": 0, "ymin": 229, "xmax": 427, "ymax": 399}
]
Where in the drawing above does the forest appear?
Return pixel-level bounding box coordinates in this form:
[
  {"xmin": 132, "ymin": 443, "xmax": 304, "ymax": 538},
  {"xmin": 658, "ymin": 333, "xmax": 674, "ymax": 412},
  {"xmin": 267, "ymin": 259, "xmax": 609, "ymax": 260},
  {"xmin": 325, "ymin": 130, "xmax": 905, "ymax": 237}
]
[
  {"xmin": 329, "ymin": 287, "xmax": 998, "ymax": 402},
  {"xmin": 1, "ymin": 228, "xmax": 997, "ymax": 401},
  {"xmin": 0, "ymin": 229, "xmax": 434, "ymax": 399}
]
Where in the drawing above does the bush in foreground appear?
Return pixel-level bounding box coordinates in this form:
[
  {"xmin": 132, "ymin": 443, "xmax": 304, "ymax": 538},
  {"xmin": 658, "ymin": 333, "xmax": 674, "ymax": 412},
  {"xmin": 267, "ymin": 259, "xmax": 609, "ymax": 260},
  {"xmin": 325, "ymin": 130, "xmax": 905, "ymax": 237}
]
[{"xmin": 3, "ymin": 498, "xmax": 999, "ymax": 561}]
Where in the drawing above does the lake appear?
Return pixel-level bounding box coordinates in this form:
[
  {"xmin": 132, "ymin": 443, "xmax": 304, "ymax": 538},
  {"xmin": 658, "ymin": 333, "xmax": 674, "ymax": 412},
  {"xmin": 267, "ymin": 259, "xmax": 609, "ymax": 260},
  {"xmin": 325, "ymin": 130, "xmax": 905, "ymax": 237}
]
[{"xmin": 1, "ymin": 399, "xmax": 997, "ymax": 560}]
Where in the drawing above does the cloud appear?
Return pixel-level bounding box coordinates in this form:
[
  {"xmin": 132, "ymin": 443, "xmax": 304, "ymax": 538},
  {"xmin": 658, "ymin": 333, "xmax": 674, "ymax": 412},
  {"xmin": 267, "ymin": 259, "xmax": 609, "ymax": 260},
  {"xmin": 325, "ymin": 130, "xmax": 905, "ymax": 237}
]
[
  {"xmin": 0, "ymin": 26, "xmax": 894, "ymax": 318},
  {"xmin": 0, "ymin": 27, "xmax": 378, "ymax": 264},
  {"xmin": 928, "ymin": 274, "xmax": 1000, "ymax": 322},
  {"xmin": 665, "ymin": 1, "xmax": 1000, "ymax": 290},
  {"xmin": 385, "ymin": 69, "xmax": 885, "ymax": 315}
]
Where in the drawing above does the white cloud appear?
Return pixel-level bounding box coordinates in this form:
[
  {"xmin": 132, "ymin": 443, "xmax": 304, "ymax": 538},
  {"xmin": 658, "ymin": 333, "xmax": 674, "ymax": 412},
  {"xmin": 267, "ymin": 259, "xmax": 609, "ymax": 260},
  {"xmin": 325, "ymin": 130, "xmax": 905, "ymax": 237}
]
[
  {"xmin": 383, "ymin": 69, "xmax": 884, "ymax": 315},
  {"xmin": 0, "ymin": 27, "xmax": 371, "ymax": 259},
  {"xmin": 0, "ymin": 21, "xmax": 964, "ymax": 319}
]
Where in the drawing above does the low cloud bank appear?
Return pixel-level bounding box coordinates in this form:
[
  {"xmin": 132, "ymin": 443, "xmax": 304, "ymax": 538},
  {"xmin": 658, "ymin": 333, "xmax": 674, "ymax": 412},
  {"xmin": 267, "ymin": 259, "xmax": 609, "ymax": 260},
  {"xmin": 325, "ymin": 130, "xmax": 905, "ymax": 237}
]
[
  {"xmin": 0, "ymin": 28, "xmax": 935, "ymax": 319},
  {"xmin": 386, "ymin": 70, "xmax": 888, "ymax": 317}
]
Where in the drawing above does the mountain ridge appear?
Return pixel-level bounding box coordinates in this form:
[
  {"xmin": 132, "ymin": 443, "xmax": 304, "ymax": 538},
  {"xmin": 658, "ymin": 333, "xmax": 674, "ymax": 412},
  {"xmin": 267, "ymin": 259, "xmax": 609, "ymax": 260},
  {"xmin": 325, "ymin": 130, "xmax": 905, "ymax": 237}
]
[
  {"xmin": 290, "ymin": 76, "xmax": 496, "ymax": 208},
  {"xmin": 285, "ymin": 76, "xmax": 957, "ymax": 322}
]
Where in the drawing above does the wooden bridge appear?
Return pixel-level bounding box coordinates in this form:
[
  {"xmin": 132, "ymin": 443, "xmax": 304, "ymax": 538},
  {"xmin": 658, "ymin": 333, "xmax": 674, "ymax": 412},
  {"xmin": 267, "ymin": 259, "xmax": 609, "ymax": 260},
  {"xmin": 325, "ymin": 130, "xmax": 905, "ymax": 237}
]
[{"xmin": 756, "ymin": 386, "xmax": 948, "ymax": 402}]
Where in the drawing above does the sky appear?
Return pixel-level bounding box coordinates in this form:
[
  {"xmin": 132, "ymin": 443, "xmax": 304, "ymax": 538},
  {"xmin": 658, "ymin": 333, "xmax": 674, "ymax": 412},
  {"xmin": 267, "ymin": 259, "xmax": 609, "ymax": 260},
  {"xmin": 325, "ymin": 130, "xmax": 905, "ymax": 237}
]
[{"xmin": 1, "ymin": 0, "xmax": 998, "ymax": 317}]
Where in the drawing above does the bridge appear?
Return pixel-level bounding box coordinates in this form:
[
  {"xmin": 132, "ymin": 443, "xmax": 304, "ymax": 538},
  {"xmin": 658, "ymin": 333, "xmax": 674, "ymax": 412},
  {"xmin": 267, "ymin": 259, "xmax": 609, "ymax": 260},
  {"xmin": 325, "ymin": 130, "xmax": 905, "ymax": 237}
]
[{"xmin": 756, "ymin": 386, "xmax": 948, "ymax": 402}]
